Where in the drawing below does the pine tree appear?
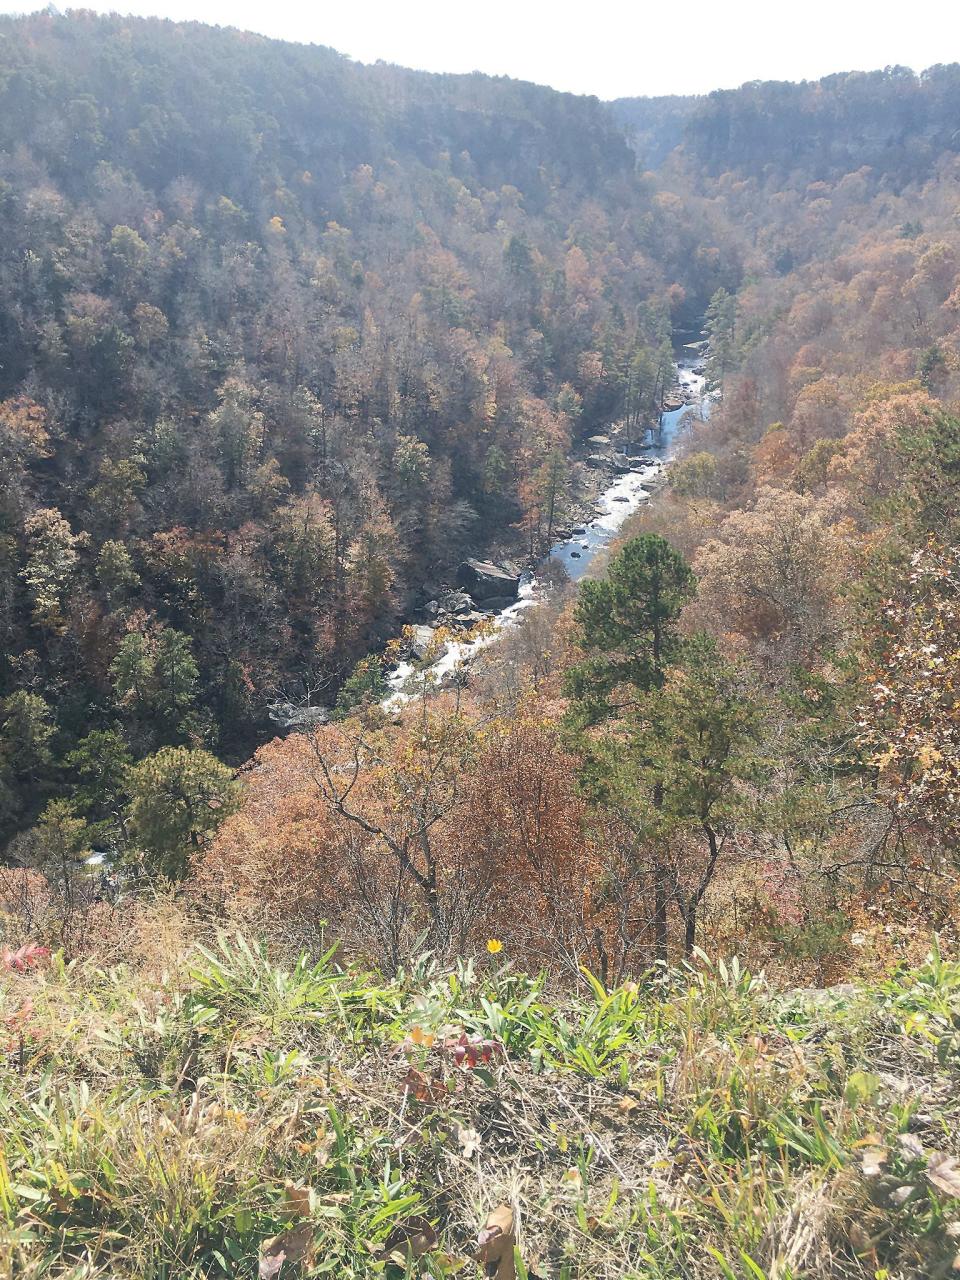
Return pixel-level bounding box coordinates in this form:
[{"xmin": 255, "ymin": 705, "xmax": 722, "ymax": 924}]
[{"xmin": 126, "ymin": 746, "xmax": 238, "ymax": 880}]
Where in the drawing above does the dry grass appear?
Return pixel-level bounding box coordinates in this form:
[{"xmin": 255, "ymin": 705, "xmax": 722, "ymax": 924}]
[{"xmin": 2, "ymin": 930, "xmax": 960, "ymax": 1279}]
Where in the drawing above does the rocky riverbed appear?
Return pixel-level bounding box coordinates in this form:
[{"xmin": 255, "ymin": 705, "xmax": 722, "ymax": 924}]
[{"xmin": 382, "ymin": 345, "xmax": 710, "ymax": 708}]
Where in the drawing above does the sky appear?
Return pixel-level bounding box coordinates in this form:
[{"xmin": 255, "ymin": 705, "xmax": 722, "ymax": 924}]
[{"xmin": 9, "ymin": 0, "xmax": 958, "ymax": 98}]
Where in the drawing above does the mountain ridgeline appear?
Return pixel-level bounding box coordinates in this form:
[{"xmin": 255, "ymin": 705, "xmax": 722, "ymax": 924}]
[
  {"xmin": 614, "ymin": 63, "xmax": 960, "ymax": 182},
  {"xmin": 2, "ymin": 10, "xmax": 960, "ymax": 904},
  {"xmin": 6, "ymin": 20, "xmax": 960, "ymax": 1279},
  {"xmin": 0, "ymin": 10, "xmax": 719, "ymax": 844}
]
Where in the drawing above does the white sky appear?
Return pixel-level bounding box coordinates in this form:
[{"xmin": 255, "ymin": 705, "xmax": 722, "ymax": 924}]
[{"xmin": 10, "ymin": 0, "xmax": 958, "ymax": 98}]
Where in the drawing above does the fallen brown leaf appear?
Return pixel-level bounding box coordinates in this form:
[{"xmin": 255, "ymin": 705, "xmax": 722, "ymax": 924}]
[
  {"xmin": 897, "ymin": 1132, "xmax": 925, "ymax": 1161},
  {"xmin": 402, "ymin": 1066, "xmax": 446, "ymax": 1105},
  {"xmin": 861, "ymin": 1147, "xmax": 888, "ymax": 1178},
  {"xmin": 259, "ymin": 1223, "xmax": 313, "ymax": 1278},
  {"xmin": 282, "ymin": 1181, "xmax": 311, "ymax": 1220},
  {"xmin": 379, "ymin": 1215, "xmax": 439, "ymax": 1263},
  {"xmin": 456, "ymin": 1125, "xmax": 481, "ymax": 1158},
  {"xmin": 478, "ymin": 1204, "xmax": 516, "ymax": 1280},
  {"xmin": 927, "ymin": 1152, "xmax": 960, "ymax": 1199}
]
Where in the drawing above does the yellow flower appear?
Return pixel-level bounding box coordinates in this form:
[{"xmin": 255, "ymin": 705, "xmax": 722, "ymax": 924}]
[{"xmin": 486, "ymin": 938, "xmax": 503, "ymax": 955}]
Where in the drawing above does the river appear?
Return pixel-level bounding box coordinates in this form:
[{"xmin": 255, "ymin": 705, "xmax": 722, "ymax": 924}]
[{"xmin": 383, "ymin": 341, "xmax": 710, "ymax": 708}]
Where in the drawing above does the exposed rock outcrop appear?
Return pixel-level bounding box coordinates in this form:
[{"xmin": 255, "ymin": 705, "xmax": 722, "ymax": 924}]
[{"xmin": 455, "ymin": 558, "xmax": 521, "ymax": 602}]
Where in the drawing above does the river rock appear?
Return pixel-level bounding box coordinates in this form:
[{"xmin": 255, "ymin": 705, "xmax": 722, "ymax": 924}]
[
  {"xmin": 456, "ymin": 557, "xmax": 521, "ymax": 602},
  {"xmin": 439, "ymin": 589, "xmax": 474, "ymax": 615},
  {"xmin": 268, "ymin": 701, "xmax": 329, "ymax": 731},
  {"xmin": 571, "ymin": 526, "xmax": 587, "ymax": 536},
  {"xmin": 407, "ymin": 624, "xmax": 436, "ymax": 661},
  {"xmin": 586, "ymin": 434, "xmax": 610, "ymax": 446},
  {"xmin": 585, "ymin": 453, "xmax": 609, "ymax": 468},
  {"xmin": 449, "ymin": 610, "xmax": 489, "ymax": 629}
]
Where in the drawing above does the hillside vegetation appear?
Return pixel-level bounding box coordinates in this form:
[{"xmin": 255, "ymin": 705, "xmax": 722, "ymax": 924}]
[
  {"xmin": 3, "ymin": 929, "xmax": 960, "ymax": 1280},
  {"xmin": 0, "ymin": 10, "xmax": 720, "ymax": 846},
  {"xmin": 2, "ymin": 16, "xmax": 960, "ymax": 1280}
]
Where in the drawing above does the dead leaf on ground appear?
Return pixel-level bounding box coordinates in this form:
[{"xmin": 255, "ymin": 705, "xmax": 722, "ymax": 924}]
[
  {"xmin": 897, "ymin": 1132, "xmax": 925, "ymax": 1161},
  {"xmin": 456, "ymin": 1125, "xmax": 481, "ymax": 1158},
  {"xmin": 861, "ymin": 1147, "xmax": 889, "ymax": 1178},
  {"xmin": 379, "ymin": 1215, "xmax": 439, "ymax": 1263},
  {"xmin": 282, "ymin": 1181, "xmax": 311, "ymax": 1219},
  {"xmin": 478, "ymin": 1204, "xmax": 516, "ymax": 1280},
  {"xmin": 927, "ymin": 1152, "xmax": 960, "ymax": 1199},
  {"xmin": 402, "ymin": 1066, "xmax": 446, "ymax": 1105},
  {"xmin": 616, "ymin": 1096, "xmax": 640, "ymax": 1117},
  {"xmin": 259, "ymin": 1223, "xmax": 313, "ymax": 1278}
]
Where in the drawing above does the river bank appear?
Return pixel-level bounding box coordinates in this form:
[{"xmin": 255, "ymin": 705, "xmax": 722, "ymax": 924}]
[{"xmin": 382, "ymin": 342, "xmax": 710, "ymax": 708}]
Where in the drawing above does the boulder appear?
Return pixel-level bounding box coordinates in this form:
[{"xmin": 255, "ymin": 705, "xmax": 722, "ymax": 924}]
[
  {"xmin": 407, "ymin": 624, "xmax": 436, "ymax": 661},
  {"xmin": 268, "ymin": 701, "xmax": 330, "ymax": 731},
  {"xmin": 449, "ymin": 610, "xmax": 489, "ymax": 629},
  {"xmin": 586, "ymin": 434, "xmax": 610, "ymax": 446},
  {"xmin": 585, "ymin": 453, "xmax": 609, "ymax": 468},
  {"xmin": 456, "ymin": 558, "xmax": 521, "ymax": 602},
  {"xmin": 571, "ymin": 526, "xmax": 587, "ymax": 537},
  {"xmin": 439, "ymin": 589, "xmax": 474, "ymax": 615}
]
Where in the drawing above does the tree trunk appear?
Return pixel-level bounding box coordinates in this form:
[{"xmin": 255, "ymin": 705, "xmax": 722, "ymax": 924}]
[
  {"xmin": 683, "ymin": 906, "xmax": 697, "ymax": 955},
  {"xmin": 651, "ymin": 779, "xmax": 669, "ymax": 962},
  {"xmin": 653, "ymin": 858, "xmax": 669, "ymax": 963}
]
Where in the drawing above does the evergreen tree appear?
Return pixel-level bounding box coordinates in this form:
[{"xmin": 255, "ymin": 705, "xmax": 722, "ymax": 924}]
[
  {"xmin": 126, "ymin": 746, "xmax": 238, "ymax": 880},
  {"xmin": 592, "ymin": 633, "xmax": 765, "ymax": 953},
  {"xmin": 564, "ymin": 533, "xmax": 695, "ymax": 724},
  {"xmin": 704, "ymin": 287, "xmax": 738, "ymax": 393}
]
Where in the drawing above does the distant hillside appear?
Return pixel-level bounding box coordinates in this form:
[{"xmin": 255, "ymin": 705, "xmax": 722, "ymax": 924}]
[
  {"xmin": 0, "ymin": 11, "xmax": 704, "ymax": 846},
  {"xmin": 613, "ymin": 65, "xmax": 960, "ymax": 184},
  {"xmin": 0, "ymin": 12, "xmax": 635, "ymax": 209},
  {"xmin": 608, "ymin": 93, "xmax": 700, "ymax": 167}
]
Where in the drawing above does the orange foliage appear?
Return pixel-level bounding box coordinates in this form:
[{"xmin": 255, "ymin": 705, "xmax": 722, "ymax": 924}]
[
  {"xmin": 199, "ymin": 708, "xmax": 639, "ymax": 976},
  {"xmin": 459, "ymin": 714, "xmax": 603, "ymax": 972},
  {"xmin": 194, "ymin": 734, "xmax": 347, "ymax": 934}
]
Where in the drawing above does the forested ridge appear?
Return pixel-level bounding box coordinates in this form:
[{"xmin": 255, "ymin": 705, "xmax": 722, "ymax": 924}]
[
  {"xmin": 4, "ymin": 16, "xmax": 960, "ymax": 1279},
  {"xmin": 615, "ymin": 64, "xmax": 960, "ymax": 182},
  {"xmin": 0, "ymin": 10, "xmax": 735, "ymax": 847}
]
